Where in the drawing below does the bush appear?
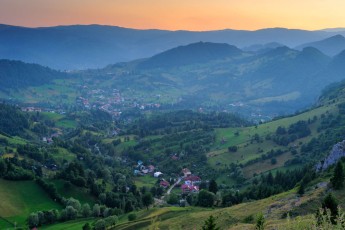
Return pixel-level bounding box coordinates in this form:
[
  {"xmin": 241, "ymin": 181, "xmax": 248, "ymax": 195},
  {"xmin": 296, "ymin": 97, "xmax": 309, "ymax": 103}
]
[{"xmin": 128, "ymin": 213, "xmax": 137, "ymax": 221}]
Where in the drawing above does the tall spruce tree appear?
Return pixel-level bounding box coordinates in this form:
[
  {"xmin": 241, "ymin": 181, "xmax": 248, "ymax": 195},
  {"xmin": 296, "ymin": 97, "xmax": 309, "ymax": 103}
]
[
  {"xmin": 208, "ymin": 179, "xmax": 218, "ymax": 194},
  {"xmin": 331, "ymin": 161, "xmax": 345, "ymax": 189}
]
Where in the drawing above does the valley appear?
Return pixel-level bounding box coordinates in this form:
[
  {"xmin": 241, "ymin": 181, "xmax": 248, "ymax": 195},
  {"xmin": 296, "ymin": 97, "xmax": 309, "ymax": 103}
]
[{"xmin": 1, "ymin": 24, "xmax": 345, "ymax": 230}]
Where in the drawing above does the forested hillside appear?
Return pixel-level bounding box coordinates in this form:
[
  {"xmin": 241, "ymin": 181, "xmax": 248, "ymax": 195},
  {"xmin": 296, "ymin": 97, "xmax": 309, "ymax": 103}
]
[{"xmin": 0, "ymin": 60, "xmax": 68, "ymax": 90}]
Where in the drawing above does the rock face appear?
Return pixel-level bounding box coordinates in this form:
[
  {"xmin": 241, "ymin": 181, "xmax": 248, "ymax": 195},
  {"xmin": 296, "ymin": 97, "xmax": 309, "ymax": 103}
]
[{"xmin": 316, "ymin": 140, "xmax": 345, "ymax": 171}]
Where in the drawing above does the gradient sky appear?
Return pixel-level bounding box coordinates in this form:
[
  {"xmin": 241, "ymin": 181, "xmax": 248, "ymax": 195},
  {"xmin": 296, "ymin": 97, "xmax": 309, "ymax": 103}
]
[{"xmin": 0, "ymin": 0, "xmax": 345, "ymax": 31}]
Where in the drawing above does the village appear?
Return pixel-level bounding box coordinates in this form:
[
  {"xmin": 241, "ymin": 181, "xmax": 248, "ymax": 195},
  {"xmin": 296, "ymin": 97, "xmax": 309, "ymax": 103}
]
[
  {"xmin": 76, "ymin": 87, "xmax": 163, "ymax": 117},
  {"xmin": 133, "ymin": 160, "xmax": 202, "ymax": 206}
]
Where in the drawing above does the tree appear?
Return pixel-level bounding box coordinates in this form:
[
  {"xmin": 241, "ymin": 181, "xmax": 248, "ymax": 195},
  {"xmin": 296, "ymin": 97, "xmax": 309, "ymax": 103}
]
[
  {"xmin": 82, "ymin": 203, "xmax": 91, "ymax": 217},
  {"xmin": 93, "ymin": 204, "xmax": 101, "ymax": 217},
  {"xmin": 331, "ymin": 161, "xmax": 344, "ymax": 189},
  {"xmin": 0, "ymin": 159, "xmax": 7, "ymax": 176},
  {"xmin": 322, "ymin": 193, "xmax": 339, "ymax": 223},
  {"xmin": 255, "ymin": 212, "xmax": 265, "ymax": 230},
  {"xmin": 65, "ymin": 206, "xmax": 78, "ymax": 220},
  {"xmin": 128, "ymin": 213, "xmax": 137, "ymax": 221},
  {"xmin": 27, "ymin": 213, "xmax": 39, "ymax": 228},
  {"xmin": 104, "ymin": 215, "xmax": 118, "ymax": 227},
  {"xmin": 142, "ymin": 193, "xmax": 153, "ymax": 210},
  {"xmin": 297, "ymin": 183, "xmax": 305, "ymax": 196},
  {"xmin": 94, "ymin": 219, "xmax": 106, "ymax": 230},
  {"xmin": 228, "ymin": 146, "xmax": 238, "ymax": 152},
  {"xmin": 270, "ymin": 158, "xmax": 277, "ymax": 165},
  {"xmin": 202, "ymin": 215, "xmax": 220, "ymax": 230},
  {"xmin": 66, "ymin": 197, "xmax": 81, "ymax": 211},
  {"xmin": 198, "ymin": 190, "xmax": 215, "ymax": 207},
  {"xmin": 167, "ymin": 193, "xmax": 179, "ymax": 205},
  {"xmin": 208, "ymin": 179, "xmax": 218, "ymax": 194},
  {"xmin": 82, "ymin": 223, "xmax": 91, "ymax": 230}
]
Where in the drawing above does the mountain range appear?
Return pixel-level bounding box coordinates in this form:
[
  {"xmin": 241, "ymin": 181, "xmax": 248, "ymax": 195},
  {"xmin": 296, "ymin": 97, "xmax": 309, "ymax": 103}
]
[
  {"xmin": 1, "ymin": 24, "xmax": 345, "ymax": 69},
  {"xmin": 2, "ymin": 41, "xmax": 344, "ymax": 116}
]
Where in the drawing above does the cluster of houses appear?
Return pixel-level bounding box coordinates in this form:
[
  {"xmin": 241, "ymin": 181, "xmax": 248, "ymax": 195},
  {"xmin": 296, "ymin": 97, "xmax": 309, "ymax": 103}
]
[
  {"xmin": 133, "ymin": 160, "xmax": 162, "ymax": 177},
  {"xmin": 76, "ymin": 87, "xmax": 164, "ymax": 116},
  {"xmin": 42, "ymin": 132, "xmax": 61, "ymax": 144},
  {"xmin": 133, "ymin": 162, "xmax": 202, "ymax": 195},
  {"xmin": 180, "ymin": 168, "xmax": 201, "ymax": 194}
]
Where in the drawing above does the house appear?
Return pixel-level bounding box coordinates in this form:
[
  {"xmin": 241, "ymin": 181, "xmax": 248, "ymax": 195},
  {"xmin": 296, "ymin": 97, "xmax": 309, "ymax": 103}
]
[
  {"xmin": 184, "ymin": 175, "xmax": 201, "ymax": 185},
  {"xmin": 142, "ymin": 169, "xmax": 149, "ymax": 174},
  {"xmin": 147, "ymin": 165, "xmax": 155, "ymax": 173},
  {"xmin": 139, "ymin": 165, "xmax": 146, "ymax": 171},
  {"xmin": 181, "ymin": 184, "xmax": 199, "ymax": 193},
  {"xmin": 160, "ymin": 180, "xmax": 170, "ymax": 188},
  {"xmin": 137, "ymin": 160, "xmax": 143, "ymax": 166},
  {"xmin": 134, "ymin": 170, "xmax": 142, "ymax": 176},
  {"xmin": 154, "ymin": 172, "xmax": 163, "ymax": 178},
  {"xmin": 182, "ymin": 168, "xmax": 192, "ymax": 177}
]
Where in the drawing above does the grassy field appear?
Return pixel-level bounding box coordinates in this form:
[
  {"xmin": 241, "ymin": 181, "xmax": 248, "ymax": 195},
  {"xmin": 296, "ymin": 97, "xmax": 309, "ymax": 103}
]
[
  {"xmin": 40, "ymin": 112, "xmax": 77, "ymax": 129},
  {"xmin": 51, "ymin": 147, "xmax": 76, "ymax": 163},
  {"xmin": 0, "ymin": 179, "xmax": 62, "ymax": 229},
  {"xmin": 134, "ymin": 176, "xmax": 157, "ymax": 188},
  {"xmin": 41, "ymin": 218, "xmax": 97, "ymax": 230},
  {"xmin": 207, "ymin": 102, "xmax": 339, "ymax": 179}
]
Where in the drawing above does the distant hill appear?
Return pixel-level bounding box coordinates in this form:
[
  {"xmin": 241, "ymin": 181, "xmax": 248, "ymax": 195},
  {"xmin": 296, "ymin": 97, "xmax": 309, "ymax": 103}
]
[
  {"xmin": 0, "ymin": 60, "xmax": 68, "ymax": 90},
  {"xmin": 1, "ymin": 24, "xmax": 345, "ymax": 69},
  {"xmin": 137, "ymin": 42, "xmax": 244, "ymax": 69},
  {"xmin": 242, "ymin": 42, "xmax": 284, "ymax": 53},
  {"xmin": 101, "ymin": 44, "xmax": 337, "ymax": 115},
  {"xmin": 296, "ymin": 35, "xmax": 345, "ymax": 56}
]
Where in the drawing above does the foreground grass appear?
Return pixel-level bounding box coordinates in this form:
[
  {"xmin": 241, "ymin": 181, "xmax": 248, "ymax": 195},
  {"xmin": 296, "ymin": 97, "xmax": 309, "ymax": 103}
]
[{"xmin": 0, "ymin": 179, "xmax": 62, "ymax": 228}]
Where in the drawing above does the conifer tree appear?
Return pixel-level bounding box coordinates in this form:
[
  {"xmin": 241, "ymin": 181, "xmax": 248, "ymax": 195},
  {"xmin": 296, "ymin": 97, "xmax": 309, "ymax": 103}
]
[
  {"xmin": 331, "ymin": 161, "xmax": 345, "ymax": 189},
  {"xmin": 202, "ymin": 215, "xmax": 220, "ymax": 230}
]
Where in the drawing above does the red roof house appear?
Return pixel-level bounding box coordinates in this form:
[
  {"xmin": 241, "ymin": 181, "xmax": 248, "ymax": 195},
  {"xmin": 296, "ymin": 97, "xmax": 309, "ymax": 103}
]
[{"xmin": 160, "ymin": 180, "xmax": 170, "ymax": 188}]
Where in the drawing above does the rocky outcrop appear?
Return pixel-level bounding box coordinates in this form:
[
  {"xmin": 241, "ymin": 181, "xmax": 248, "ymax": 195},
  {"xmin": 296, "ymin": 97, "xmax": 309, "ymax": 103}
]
[{"xmin": 316, "ymin": 140, "xmax": 345, "ymax": 171}]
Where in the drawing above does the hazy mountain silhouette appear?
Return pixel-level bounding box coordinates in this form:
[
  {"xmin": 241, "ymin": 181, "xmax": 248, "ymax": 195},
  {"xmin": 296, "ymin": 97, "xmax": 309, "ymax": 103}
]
[
  {"xmin": 1, "ymin": 24, "xmax": 344, "ymax": 69},
  {"xmin": 296, "ymin": 35, "xmax": 345, "ymax": 56},
  {"xmin": 137, "ymin": 42, "xmax": 243, "ymax": 69}
]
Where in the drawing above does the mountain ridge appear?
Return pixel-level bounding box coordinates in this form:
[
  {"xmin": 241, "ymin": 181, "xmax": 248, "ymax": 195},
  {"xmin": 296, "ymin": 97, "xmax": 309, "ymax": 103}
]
[{"xmin": 1, "ymin": 24, "xmax": 344, "ymax": 69}]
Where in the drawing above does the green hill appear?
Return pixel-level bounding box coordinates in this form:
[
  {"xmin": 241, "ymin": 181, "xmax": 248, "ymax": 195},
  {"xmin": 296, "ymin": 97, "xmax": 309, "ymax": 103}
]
[
  {"xmin": 138, "ymin": 42, "xmax": 244, "ymax": 69},
  {"xmin": 0, "ymin": 179, "xmax": 62, "ymax": 228}
]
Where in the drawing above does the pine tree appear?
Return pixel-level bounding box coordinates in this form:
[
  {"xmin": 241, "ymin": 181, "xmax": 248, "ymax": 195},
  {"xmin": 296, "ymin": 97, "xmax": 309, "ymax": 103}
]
[
  {"xmin": 208, "ymin": 179, "xmax": 218, "ymax": 194},
  {"xmin": 202, "ymin": 215, "xmax": 220, "ymax": 230},
  {"xmin": 297, "ymin": 182, "xmax": 305, "ymax": 196},
  {"xmin": 331, "ymin": 161, "xmax": 345, "ymax": 189},
  {"xmin": 322, "ymin": 193, "xmax": 339, "ymax": 223}
]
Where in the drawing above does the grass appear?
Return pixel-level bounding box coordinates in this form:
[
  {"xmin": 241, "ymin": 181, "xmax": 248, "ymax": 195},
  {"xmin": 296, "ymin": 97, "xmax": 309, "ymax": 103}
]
[
  {"xmin": 115, "ymin": 179, "xmax": 329, "ymax": 230},
  {"xmin": 134, "ymin": 176, "xmax": 157, "ymax": 188},
  {"xmin": 55, "ymin": 119, "xmax": 77, "ymax": 129},
  {"xmin": 0, "ymin": 179, "xmax": 62, "ymax": 228},
  {"xmin": 207, "ymin": 102, "xmax": 339, "ymax": 180},
  {"xmin": 41, "ymin": 218, "xmax": 97, "ymax": 230},
  {"xmin": 51, "ymin": 147, "xmax": 76, "ymax": 163}
]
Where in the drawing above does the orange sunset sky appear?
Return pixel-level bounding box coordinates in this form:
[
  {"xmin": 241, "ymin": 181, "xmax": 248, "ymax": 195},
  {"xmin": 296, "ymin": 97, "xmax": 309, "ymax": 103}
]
[{"xmin": 0, "ymin": 0, "xmax": 345, "ymax": 31}]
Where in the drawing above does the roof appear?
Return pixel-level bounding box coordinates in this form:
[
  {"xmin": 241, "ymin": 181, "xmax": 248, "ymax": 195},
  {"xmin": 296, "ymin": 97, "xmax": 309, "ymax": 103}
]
[
  {"xmin": 160, "ymin": 181, "xmax": 170, "ymax": 186},
  {"xmin": 181, "ymin": 184, "xmax": 199, "ymax": 192},
  {"xmin": 184, "ymin": 175, "xmax": 201, "ymax": 181},
  {"xmin": 154, "ymin": 172, "xmax": 163, "ymax": 177}
]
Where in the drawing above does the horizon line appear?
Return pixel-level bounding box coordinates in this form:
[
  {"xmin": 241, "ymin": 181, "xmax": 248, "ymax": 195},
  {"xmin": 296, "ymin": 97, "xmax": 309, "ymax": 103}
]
[{"xmin": 1, "ymin": 23, "xmax": 345, "ymax": 33}]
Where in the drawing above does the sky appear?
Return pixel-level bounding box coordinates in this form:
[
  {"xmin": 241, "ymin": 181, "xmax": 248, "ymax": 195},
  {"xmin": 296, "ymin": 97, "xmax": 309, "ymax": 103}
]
[{"xmin": 0, "ymin": 0, "xmax": 345, "ymax": 31}]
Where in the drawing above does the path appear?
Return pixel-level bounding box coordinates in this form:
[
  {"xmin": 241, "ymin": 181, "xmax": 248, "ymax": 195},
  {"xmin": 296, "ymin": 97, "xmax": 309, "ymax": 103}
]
[{"xmin": 167, "ymin": 177, "xmax": 182, "ymax": 195}]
